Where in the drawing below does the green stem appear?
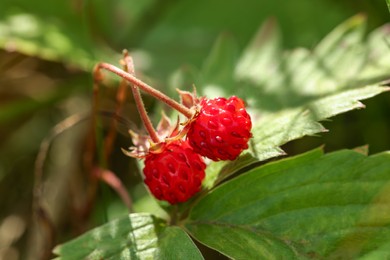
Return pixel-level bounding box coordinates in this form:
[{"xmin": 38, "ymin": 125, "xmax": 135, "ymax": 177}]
[{"xmin": 169, "ymin": 204, "xmax": 179, "ymax": 225}]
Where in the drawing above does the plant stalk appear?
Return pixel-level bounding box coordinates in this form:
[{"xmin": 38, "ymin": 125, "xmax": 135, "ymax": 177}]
[
  {"xmin": 95, "ymin": 62, "xmax": 194, "ymax": 119},
  {"xmin": 121, "ymin": 52, "xmax": 161, "ymax": 143}
]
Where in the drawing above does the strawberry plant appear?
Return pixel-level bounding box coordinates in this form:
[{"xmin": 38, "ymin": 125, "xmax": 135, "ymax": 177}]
[
  {"xmin": 47, "ymin": 13, "xmax": 390, "ymax": 259},
  {"xmin": 1, "ymin": 0, "xmax": 390, "ymax": 258}
]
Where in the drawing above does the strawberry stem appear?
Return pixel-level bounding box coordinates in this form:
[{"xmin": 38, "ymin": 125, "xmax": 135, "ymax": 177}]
[
  {"xmin": 120, "ymin": 51, "xmax": 161, "ymax": 144},
  {"xmin": 95, "ymin": 62, "xmax": 194, "ymax": 119}
]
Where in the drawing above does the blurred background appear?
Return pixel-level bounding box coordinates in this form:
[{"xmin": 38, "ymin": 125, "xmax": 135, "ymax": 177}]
[{"xmin": 0, "ymin": 0, "xmax": 389, "ymax": 259}]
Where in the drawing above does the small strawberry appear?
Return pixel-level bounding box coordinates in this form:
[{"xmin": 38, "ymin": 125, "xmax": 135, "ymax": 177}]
[
  {"xmin": 143, "ymin": 140, "xmax": 206, "ymax": 204},
  {"xmin": 186, "ymin": 96, "xmax": 252, "ymax": 161}
]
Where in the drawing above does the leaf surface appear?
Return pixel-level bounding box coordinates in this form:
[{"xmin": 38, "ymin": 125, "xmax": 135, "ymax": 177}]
[
  {"xmin": 154, "ymin": 226, "xmax": 204, "ymax": 260},
  {"xmin": 192, "ymin": 16, "xmax": 390, "ymax": 188},
  {"xmin": 186, "ymin": 148, "xmax": 390, "ymax": 259},
  {"xmin": 54, "ymin": 213, "xmax": 203, "ymax": 259}
]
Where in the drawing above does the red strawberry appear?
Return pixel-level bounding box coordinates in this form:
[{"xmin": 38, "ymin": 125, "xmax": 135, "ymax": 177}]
[
  {"xmin": 186, "ymin": 96, "xmax": 252, "ymax": 161},
  {"xmin": 143, "ymin": 140, "xmax": 206, "ymax": 204}
]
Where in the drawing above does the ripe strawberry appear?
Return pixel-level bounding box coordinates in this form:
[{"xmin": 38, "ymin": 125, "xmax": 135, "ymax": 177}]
[
  {"xmin": 186, "ymin": 96, "xmax": 252, "ymax": 161},
  {"xmin": 143, "ymin": 140, "xmax": 206, "ymax": 204}
]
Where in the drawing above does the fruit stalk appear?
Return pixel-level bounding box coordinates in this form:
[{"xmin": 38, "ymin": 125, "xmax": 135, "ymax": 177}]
[
  {"xmin": 95, "ymin": 62, "xmax": 194, "ymax": 119},
  {"xmin": 120, "ymin": 52, "xmax": 161, "ymax": 143}
]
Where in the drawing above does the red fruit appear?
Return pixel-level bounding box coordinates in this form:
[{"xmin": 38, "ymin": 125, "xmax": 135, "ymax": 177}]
[
  {"xmin": 143, "ymin": 140, "xmax": 206, "ymax": 204},
  {"xmin": 187, "ymin": 96, "xmax": 252, "ymax": 161}
]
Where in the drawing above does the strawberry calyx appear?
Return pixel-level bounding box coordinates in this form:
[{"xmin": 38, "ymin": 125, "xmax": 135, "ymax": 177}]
[
  {"xmin": 123, "ymin": 87, "xmax": 204, "ymax": 159},
  {"xmin": 176, "ymin": 87, "xmax": 200, "ymax": 110},
  {"xmin": 122, "ymin": 112, "xmax": 191, "ymax": 158}
]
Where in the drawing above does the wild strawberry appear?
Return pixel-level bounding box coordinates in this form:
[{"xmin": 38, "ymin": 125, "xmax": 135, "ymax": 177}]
[
  {"xmin": 98, "ymin": 57, "xmax": 252, "ymax": 161},
  {"xmin": 143, "ymin": 140, "xmax": 206, "ymax": 204},
  {"xmin": 99, "ymin": 54, "xmax": 210, "ymax": 204},
  {"xmin": 186, "ymin": 96, "xmax": 252, "ymax": 161}
]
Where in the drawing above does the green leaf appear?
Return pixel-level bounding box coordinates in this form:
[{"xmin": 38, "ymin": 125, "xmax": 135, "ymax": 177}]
[
  {"xmin": 234, "ymin": 18, "xmax": 282, "ymax": 90},
  {"xmin": 0, "ymin": 9, "xmax": 95, "ymax": 69},
  {"xmin": 313, "ymin": 14, "xmax": 366, "ymax": 83},
  {"xmin": 0, "ymin": 0, "xmax": 134, "ymax": 69},
  {"xmin": 154, "ymin": 227, "xmax": 204, "ymax": 260},
  {"xmin": 232, "ymin": 15, "xmax": 388, "ymax": 111},
  {"xmin": 54, "ymin": 213, "xmax": 203, "ymax": 259},
  {"xmin": 53, "ymin": 213, "xmax": 162, "ymax": 259},
  {"xmin": 360, "ymin": 23, "xmax": 390, "ymax": 82},
  {"xmin": 204, "ymin": 15, "xmax": 390, "ymax": 108},
  {"xmin": 185, "ymin": 148, "xmax": 390, "ymax": 259},
  {"xmin": 250, "ymin": 84, "xmax": 389, "ymax": 161},
  {"xmin": 204, "ymin": 84, "xmax": 388, "ymax": 189},
  {"xmin": 193, "ymin": 16, "xmax": 390, "ymax": 182},
  {"xmin": 141, "ymin": 0, "xmax": 360, "ymax": 77},
  {"xmin": 204, "ymin": 152, "xmax": 259, "ymax": 189}
]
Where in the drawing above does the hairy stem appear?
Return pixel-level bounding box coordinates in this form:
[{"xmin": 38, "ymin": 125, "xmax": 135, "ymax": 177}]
[
  {"xmin": 121, "ymin": 51, "xmax": 161, "ymax": 143},
  {"xmin": 95, "ymin": 62, "xmax": 194, "ymax": 119}
]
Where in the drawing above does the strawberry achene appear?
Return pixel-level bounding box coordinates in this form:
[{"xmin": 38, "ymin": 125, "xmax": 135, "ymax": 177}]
[
  {"xmin": 143, "ymin": 140, "xmax": 206, "ymax": 204},
  {"xmin": 187, "ymin": 96, "xmax": 252, "ymax": 161}
]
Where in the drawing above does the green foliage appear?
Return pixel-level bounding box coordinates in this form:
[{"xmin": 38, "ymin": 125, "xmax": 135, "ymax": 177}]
[
  {"xmin": 1, "ymin": 0, "xmax": 389, "ymax": 259},
  {"xmin": 185, "ymin": 16, "xmax": 390, "ymax": 106},
  {"xmin": 0, "ymin": 0, "xmax": 94, "ymax": 68},
  {"xmin": 54, "ymin": 213, "xmax": 203, "ymax": 259},
  {"xmin": 54, "ymin": 14, "xmax": 390, "ymax": 259},
  {"xmin": 195, "ymin": 16, "xmax": 390, "ymax": 186},
  {"xmin": 2, "ymin": 0, "xmax": 386, "ymax": 74},
  {"xmin": 54, "ymin": 214, "xmax": 162, "ymax": 259},
  {"xmin": 186, "ymin": 148, "xmax": 390, "ymax": 258},
  {"xmin": 55, "ymin": 148, "xmax": 390, "ymax": 259}
]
